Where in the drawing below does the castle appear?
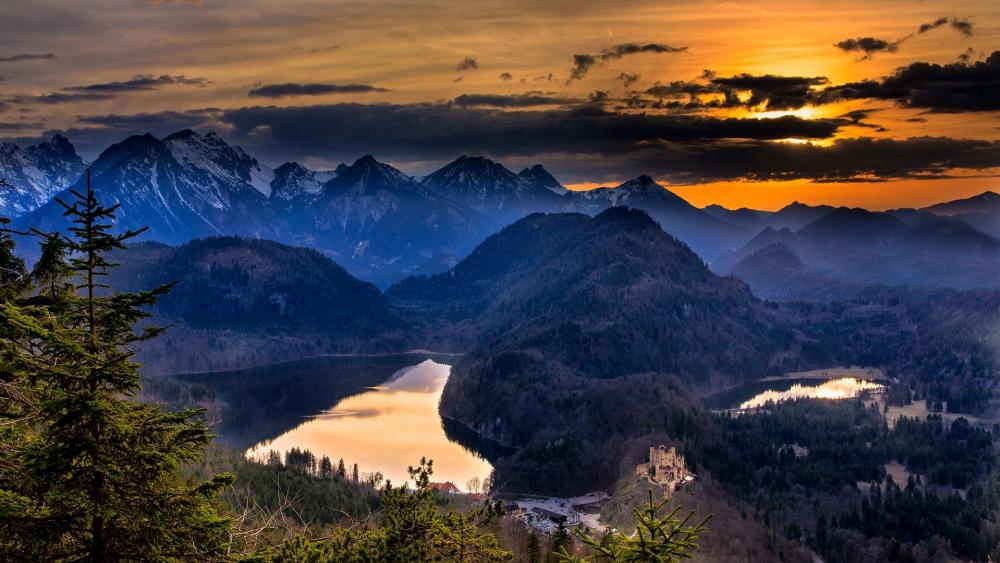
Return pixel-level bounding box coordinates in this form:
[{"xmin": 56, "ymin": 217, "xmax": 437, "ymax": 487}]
[{"xmin": 636, "ymin": 445, "xmax": 692, "ymax": 495}]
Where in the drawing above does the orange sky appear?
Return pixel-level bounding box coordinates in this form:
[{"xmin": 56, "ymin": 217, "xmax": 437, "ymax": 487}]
[
  {"xmin": 670, "ymin": 176, "xmax": 1000, "ymax": 211},
  {"xmin": 0, "ymin": 0, "xmax": 997, "ymax": 210}
]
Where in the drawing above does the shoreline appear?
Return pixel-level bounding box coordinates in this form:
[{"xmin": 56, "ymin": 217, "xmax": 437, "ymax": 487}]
[
  {"xmin": 703, "ymin": 366, "xmax": 889, "ymax": 397},
  {"xmin": 161, "ymin": 349, "xmax": 465, "ymax": 378}
]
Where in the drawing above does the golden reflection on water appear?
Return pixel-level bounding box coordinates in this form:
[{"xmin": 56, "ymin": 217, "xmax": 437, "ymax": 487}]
[
  {"xmin": 246, "ymin": 360, "xmax": 492, "ymax": 490},
  {"xmin": 740, "ymin": 377, "xmax": 884, "ymax": 410}
]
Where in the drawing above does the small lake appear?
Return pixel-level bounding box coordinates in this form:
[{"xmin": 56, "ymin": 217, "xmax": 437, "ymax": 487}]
[
  {"xmin": 703, "ymin": 377, "xmax": 885, "ymax": 411},
  {"xmin": 180, "ymin": 354, "xmax": 493, "ymax": 491}
]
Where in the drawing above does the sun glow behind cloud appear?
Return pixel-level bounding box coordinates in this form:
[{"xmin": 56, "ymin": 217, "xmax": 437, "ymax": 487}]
[{"xmin": 0, "ymin": 0, "xmax": 997, "ymax": 209}]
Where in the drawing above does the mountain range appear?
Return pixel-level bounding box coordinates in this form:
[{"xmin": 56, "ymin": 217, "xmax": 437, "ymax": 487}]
[
  {"xmin": 0, "ymin": 134, "xmax": 85, "ymax": 217},
  {"xmin": 5, "ymin": 128, "xmax": 1000, "ymax": 293},
  {"xmin": 392, "ymin": 207, "xmax": 824, "ymax": 492},
  {"xmin": 87, "ymin": 206, "xmax": 999, "ymax": 496},
  {"xmin": 713, "ymin": 206, "xmax": 1000, "ymax": 298},
  {"xmin": 916, "ymin": 190, "xmax": 1000, "ymax": 239},
  {"xmin": 0, "ymin": 130, "xmax": 799, "ymax": 285},
  {"xmin": 389, "ymin": 207, "xmax": 1000, "ymax": 493}
]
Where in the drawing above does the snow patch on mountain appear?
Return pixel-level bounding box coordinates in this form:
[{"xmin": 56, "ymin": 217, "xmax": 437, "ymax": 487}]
[
  {"xmin": 164, "ymin": 130, "xmax": 274, "ymax": 197},
  {"xmin": 0, "ymin": 134, "xmax": 85, "ymax": 217}
]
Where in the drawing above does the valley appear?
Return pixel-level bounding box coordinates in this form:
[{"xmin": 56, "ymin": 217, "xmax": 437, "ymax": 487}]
[
  {"xmin": 5, "ymin": 129, "xmax": 1000, "ymax": 561},
  {"xmin": 3, "ymin": 3, "xmax": 1000, "ymax": 561}
]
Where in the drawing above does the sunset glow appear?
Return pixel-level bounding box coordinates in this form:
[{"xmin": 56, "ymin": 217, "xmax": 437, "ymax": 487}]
[{"xmin": 1, "ymin": 0, "xmax": 997, "ymax": 209}]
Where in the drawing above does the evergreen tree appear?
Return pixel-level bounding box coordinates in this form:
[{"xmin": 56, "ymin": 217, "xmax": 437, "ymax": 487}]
[
  {"xmin": 0, "ymin": 171, "xmax": 234, "ymax": 561},
  {"xmin": 554, "ymin": 491, "xmax": 710, "ymax": 562},
  {"xmin": 30, "ymin": 233, "xmax": 72, "ymax": 299},
  {"xmin": 527, "ymin": 530, "xmax": 542, "ymax": 563},
  {"xmin": 0, "ymin": 213, "xmax": 28, "ymax": 301},
  {"xmin": 549, "ymin": 522, "xmax": 571, "ymax": 562},
  {"xmin": 257, "ymin": 458, "xmax": 511, "ymax": 562}
]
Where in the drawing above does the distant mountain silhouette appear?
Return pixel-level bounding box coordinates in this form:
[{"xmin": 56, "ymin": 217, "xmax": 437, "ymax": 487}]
[
  {"xmin": 703, "ymin": 204, "xmax": 769, "ymax": 230},
  {"xmin": 420, "ymin": 155, "xmax": 563, "ymax": 222},
  {"xmin": 562, "ymin": 175, "xmax": 749, "ymax": 258},
  {"xmin": 919, "ymin": 190, "xmax": 1000, "ymax": 238},
  {"xmin": 715, "ymin": 206, "xmax": 1000, "ymax": 295},
  {"xmin": 703, "ymin": 201, "xmax": 835, "ymax": 233},
  {"xmin": 517, "ymin": 164, "xmax": 567, "ymax": 194},
  {"xmin": 10, "ymin": 129, "xmax": 1000, "ymax": 293},
  {"xmin": 729, "ymin": 242, "xmax": 878, "ymax": 301}
]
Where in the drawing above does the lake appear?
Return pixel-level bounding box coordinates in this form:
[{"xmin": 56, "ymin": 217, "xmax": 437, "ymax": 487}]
[
  {"xmin": 703, "ymin": 376, "xmax": 885, "ymax": 411},
  {"xmin": 180, "ymin": 354, "xmax": 493, "ymax": 491}
]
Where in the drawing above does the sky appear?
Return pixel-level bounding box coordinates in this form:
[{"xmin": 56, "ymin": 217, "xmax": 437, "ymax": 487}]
[{"xmin": 0, "ymin": 0, "xmax": 998, "ymax": 210}]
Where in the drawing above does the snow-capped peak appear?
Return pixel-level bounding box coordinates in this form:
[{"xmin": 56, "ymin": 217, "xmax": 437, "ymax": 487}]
[
  {"xmin": 518, "ymin": 164, "xmax": 567, "ymax": 195},
  {"xmin": 420, "ymin": 155, "xmax": 561, "ymax": 211},
  {"xmin": 0, "ymin": 134, "xmax": 85, "ymax": 217},
  {"xmin": 164, "ymin": 129, "xmax": 274, "ymax": 197},
  {"xmin": 611, "ymin": 175, "xmax": 686, "ymax": 203},
  {"xmin": 271, "ymin": 162, "xmax": 337, "ymax": 202}
]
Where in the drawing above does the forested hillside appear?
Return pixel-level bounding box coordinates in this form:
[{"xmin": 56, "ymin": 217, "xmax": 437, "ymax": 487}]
[
  {"xmin": 109, "ymin": 237, "xmax": 417, "ymax": 373},
  {"xmin": 393, "ymin": 208, "xmax": 822, "ymax": 493}
]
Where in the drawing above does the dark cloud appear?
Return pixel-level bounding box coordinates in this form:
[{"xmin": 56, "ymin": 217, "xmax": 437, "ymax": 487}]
[
  {"xmin": 589, "ymin": 90, "xmax": 609, "ymax": 103},
  {"xmin": 709, "ymin": 74, "xmax": 828, "ymax": 111},
  {"xmin": 210, "ymin": 103, "xmax": 840, "ymax": 163},
  {"xmin": 26, "ymin": 102, "xmax": 999, "ymax": 184},
  {"xmin": 5, "ymin": 75, "xmax": 209, "ymax": 107},
  {"xmin": 837, "ymin": 109, "xmax": 883, "ymax": 129},
  {"xmin": 918, "ymin": 16, "xmax": 974, "ymax": 37},
  {"xmin": 568, "ymin": 43, "xmax": 685, "ymax": 82},
  {"xmin": 599, "ymin": 43, "xmax": 686, "ymax": 60},
  {"xmin": 64, "ymin": 74, "xmax": 209, "ymax": 92},
  {"xmin": 247, "ymin": 83, "xmax": 390, "ymax": 98},
  {"xmin": 820, "ymin": 51, "xmax": 1000, "ymax": 112},
  {"xmin": 48, "ymin": 103, "xmax": 840, "ymax": 162},
  {"xmin": 568, "ymin": 54, "xmax": 596, "ymax": 81},
  {"xmin": 618, "ymin": 72, "xmax": 640, "ymax": 87},
  {"xmin": 958, "ymin": 48, "xmax": 979, "ymax": 64},
  {"xmin": 834, "ymin": 37, "xmax": 900, "ymax": 58},
  {"xmin": 0, "ymin": 53, "xmax": 57, "ymax": 63},
  {"xmin": 451, "ymin": 93, "xmax": 577, "ymax": 107},
  {"xmin": 499, "ymin": 72, "xmax": 513, "ymax": 81},
  {"xmin": 8, "ymin": 92, "xmax": 115, "ymax": 105},
  {"xmin": 456, "ymin": 57, "xmax": 478, "ymax": 72},
  {"xmin": 650, "ymin": 53, "xmax": 1000, "ymax": 114},
  {"xmin": 76, "ymin": 109, "xmax": 218, "ymax": 130},
  {"xmin": 645, "ymin": 80, "xmax": 716, "ymax": 99},
  {"xmin": 0, "ymin": 120, "xmax": 45, "ymax": 131},
  {"xmin": 209, "ymin": 104, "xmax": 994, "ymax": 182},
  {"xmin": 642, "ymin": 73, "xmax": 829, "ymax": 111},
  {"xmin": 835, "ymin": 17, "xmax": 974, "ymax": 62},
  {"xmin": 681, "ymin": 136, "xmax": 1000, "ymax": 183}
]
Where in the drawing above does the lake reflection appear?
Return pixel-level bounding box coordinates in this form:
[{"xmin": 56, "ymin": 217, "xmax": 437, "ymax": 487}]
[
  {"xmin": 738, "ymin": 377, "xmax": 884, "ymax": 410},
  {"xmin": 245, "ymin": 360, "xmax": 492, "ymax": 491}
]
